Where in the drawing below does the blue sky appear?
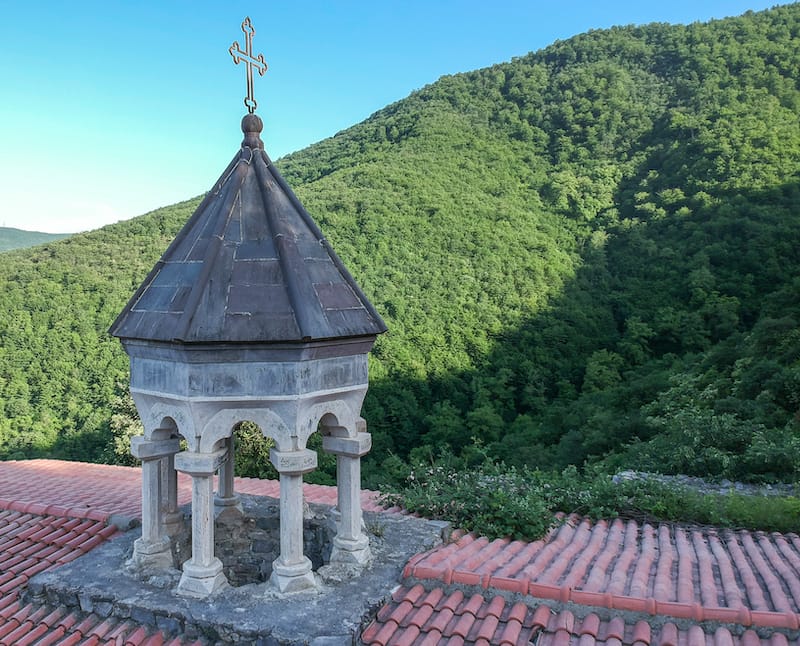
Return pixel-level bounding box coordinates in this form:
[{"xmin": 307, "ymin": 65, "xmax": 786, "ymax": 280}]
[{"xmin": 0, "ymin": 1, "xmax": 786, "ymax": 233}]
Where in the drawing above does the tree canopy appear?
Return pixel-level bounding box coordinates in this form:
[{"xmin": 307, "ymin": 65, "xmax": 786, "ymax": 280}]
[{"xmin": 0, "ymin": 5, "xmax": 798, "ymax": 485}]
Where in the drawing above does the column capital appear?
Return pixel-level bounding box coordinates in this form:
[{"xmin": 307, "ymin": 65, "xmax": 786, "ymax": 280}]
[
  {"xmin": 174, "ymin": 447, "xmax": 227, "ymax": 477},
  {"xmin": 130, "ymin": 436, "xmax": 181, "ymax": 460},
  {"xmin": 270, "ymin": 448, "xmax": 317, "ymax": 475},
  {"xmin": 322, "ymin": 432, "xmax": 371, "ymax": 457}
]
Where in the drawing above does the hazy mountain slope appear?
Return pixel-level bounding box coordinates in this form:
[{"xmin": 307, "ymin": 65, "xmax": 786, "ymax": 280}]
[
  {"xmin": 0, "ymin": 5, "xmax": 797, "ymax": 484},
  {"xmin": 0, "ymin": 227, "xmax": 69, "ymax": 252}
]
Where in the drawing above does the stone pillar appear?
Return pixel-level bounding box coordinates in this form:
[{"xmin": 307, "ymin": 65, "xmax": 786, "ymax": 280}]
[
  {"xmin": 174, "ymin": 448, "xmax": 228, "ymax": 598},
  {"xmin": 269, "ymin": 448, "xmax": 318, "ymax": 593},
  {"xmin": 161, "ymin": 451, "xmax": 182, "ymax": 536},
  {"xmin": 215, "ymin": 436, "xmax": 241, "ymax": 514},
  {"xmin": 323, "ymin": 428, "xmax": 372, "ymax": 565},
  {"xmin": 129, "ymin": 436, "xmax": 181, "ymax": 570}
]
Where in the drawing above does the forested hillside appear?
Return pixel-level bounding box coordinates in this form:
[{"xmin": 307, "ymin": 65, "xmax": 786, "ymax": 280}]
[
  {"xmin": 0, "ymin": 5, "xmax": 798, "ymax": 485},
  {"xmin": 0, "ymin": 228, "xmax": 68, "ymax": 252}
]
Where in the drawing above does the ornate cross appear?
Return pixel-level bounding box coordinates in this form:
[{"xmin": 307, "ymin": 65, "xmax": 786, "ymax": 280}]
[{"xmin": 229, "ymin": 17, "xmax": 268, "ymax": 114}]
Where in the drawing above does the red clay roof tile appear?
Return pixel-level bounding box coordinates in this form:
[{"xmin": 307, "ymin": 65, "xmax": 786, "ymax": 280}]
[
  {"xmin": 418, "ymin": 587, "xmax": 444, "ymax": 609},
  {"xmin": 505, "ymin": 601, "xmax": 528, "ymax": 625},
  {"xmin": 0, "ymin": 618, "xmax": 22, "ymax": 641},
  {"xmin": 388, "ymin": 624, "xmax": 419, "ymax": 646},
  {"xmin": 481, "ymin": 595, "xmax": 505, "ymax": 620},
  {"xmin": 658, "ymin": 622, "xmax": 679, "ymax": 646},
  {"xmin": 631, "ymin": 619, "xmax": 651, "ymax": 645},
  {"xmin": 27, "ymin": 625, "xmax": 68, "ymax": 646},
  {"xmin": 497, "ymin": 617, "xmax": 523, "ymax": 645},
  {"xmin": 604, "ymin": 616, "xmax": 626, "ymax": 641},
  {"xmin": 578, "ymin": 613, "xmax": 601, "ymax": 637},
  {"xmin": 459, "ymin": 593, "xmax": 485, "ymax": 618},
  {"xmin": 71, "ymin": 614, "xmax": 100, "ymax": 636},
  {"xmin": 369, "ymin": 619, "xmax": 400, "ymax": 645},
  {"xmin": 532, "ymin": 604, "xmax": 553, "ymax": 629},
  {"xmin": 6, "ymin": 620, "xmax": 50, "ymax": 645},
  {"xmin": 387, "ymin": 600, "xmax": 414, "ymax": 626},
  {"xmin": 404, "ymin": 603, "xmax": 433, "ymax": 629},
  {"xmin": 40, "ymin": 605, "xmax": 69, "ymax": 629},
  {"xmin": 417, "ymin": 628, "xmax": 443, "ymax": 646},
  {"xmin": 360, "ymin": 618, "xmax": 385, "ymax": 644},
  {"xmin": 123, "ymin": 625, "xmax": 150, "ymax": 645},
  {"xmin": 741, "ymin": 630, "xmax": 764, "ymax": 646},
  {"xmin": 424, "ymin": 606, "xmax": 453, "ymax": 634},
  {"xmin": 770, "ymin": 635, "xmax": 791, "ymax": 646},
  {"xmin": 53, "ymin": 633, "xmax": 85, "ymax": 646},
  {"xmin": 449, "ymin": 613, "xmax": 473, "ymax": 638},
  {"xmin": 437, "ymin": 589, "xmax": 463, "ymax": 613},
  {"xmin": 86, "ymin": 617, "xmax": 118, "ymax": 638}
]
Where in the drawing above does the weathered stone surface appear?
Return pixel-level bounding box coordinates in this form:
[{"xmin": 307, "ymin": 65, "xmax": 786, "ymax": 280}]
[{"xmin": 28, "ymin": 501, "xmax": 445, "ymax": 644}]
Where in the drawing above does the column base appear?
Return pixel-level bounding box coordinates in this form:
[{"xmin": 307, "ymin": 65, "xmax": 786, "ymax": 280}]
[
  {"xmin": 270, "ymin": 556, "xmax": 317, "ymax": 594},
  {"xmin": 330, "ymin": 533, "xmax": 371, "ymax": 566},
  {"xmin": 214, "ymin": 494, "xmax": 243, "ymax": 517},
  {"xmin": 129, "ymin": 537, "xmax": 173, "ymax": 570},
  {"xmin": 177, "ymin": 558, "xmax": 227, "ymax": 598},
  {"xmin": 163, "ymin": 511, "xmax": 184, "ymax": 537}
]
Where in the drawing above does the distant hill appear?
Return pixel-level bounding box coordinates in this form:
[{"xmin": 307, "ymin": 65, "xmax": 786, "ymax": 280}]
[
  {"xmin": 0, "ymin": 227, "xmax": 69, "ymax": 252},
  {"xmin": 0, "ymin": 5, "xmax": 797, "ymax": 485}
]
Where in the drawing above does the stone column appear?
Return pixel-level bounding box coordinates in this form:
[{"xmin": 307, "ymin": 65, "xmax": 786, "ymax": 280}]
[
  {"xmin": 323, "ymin": 428, "xmax": 372, "ymax": 565},
  {"xmin": 215, "ymin": 436, "xmax": 241, "ymax": 514},
  {"xmin": 129, "ymin": 436, "xmax": 181, "ymax": 570},
  {"xmin": 161, "ymin": 451, "xmax": 182, "ymax": 536},
  {"xmin": 174, "ymin": 448, "xmax": 228, "ymax": 598},
  {"xmin": 269, "ymin": 448, "xmax": 318, "ymax": 593}
]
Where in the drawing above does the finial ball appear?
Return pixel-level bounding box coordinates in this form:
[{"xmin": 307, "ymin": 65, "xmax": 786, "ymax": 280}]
[{"xmin": 242, "ymin": 114, "xmax": 264, "ymax": 134}]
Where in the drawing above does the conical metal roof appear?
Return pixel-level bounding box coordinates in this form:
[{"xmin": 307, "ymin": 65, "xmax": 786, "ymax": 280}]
[{"xmin": 110, "ymin": 114, "xmax": 386, "ymax": 344}]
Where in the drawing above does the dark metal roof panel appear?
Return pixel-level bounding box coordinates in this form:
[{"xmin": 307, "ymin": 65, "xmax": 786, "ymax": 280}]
[{"xmin": 110, "ymin": 114, "xmax": 387, "ymax": 344}]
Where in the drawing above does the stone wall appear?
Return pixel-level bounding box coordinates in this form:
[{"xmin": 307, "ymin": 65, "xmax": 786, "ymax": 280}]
[{"xmin": 170, "ymin": 494, "xmax": 335, "ymax": 586}]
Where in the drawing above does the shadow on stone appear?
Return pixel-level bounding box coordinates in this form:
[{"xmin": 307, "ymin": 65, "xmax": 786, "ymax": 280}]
[{"xmin": 27, "ymin": 495, "xmax": 447, "ymax": 644}]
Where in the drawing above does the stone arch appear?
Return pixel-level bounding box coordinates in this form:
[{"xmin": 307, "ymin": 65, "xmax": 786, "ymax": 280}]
[
  {"xmin": 199, "ymin": 407, "xmax": 290, "ymax": 453},
  {"xmin": 297, "ymin": 399, "xmax": 358, "ymax": 447},
  {"xmin": 148, "ymin": 417, "xmax": 179, "ymax": 441},
  {"xmin": 138, "ymin": 400, "xmax": 194, "ymax": 445}
]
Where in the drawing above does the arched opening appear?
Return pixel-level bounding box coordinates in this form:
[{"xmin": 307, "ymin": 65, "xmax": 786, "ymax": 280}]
[
  {"xmin": 162, "ymin": 419, "xmax": 339, "ymax": 588},
  {"xmin": 233, "ymin": 420, "xmax": 277, "ymax": 480}
]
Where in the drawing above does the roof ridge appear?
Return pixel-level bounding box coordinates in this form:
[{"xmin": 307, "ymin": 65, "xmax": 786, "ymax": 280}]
[
  {"xmin": 394, "ymin": 579, "xmax": 800, "ymax": 635},
  {"xmin": 0, "ymin": 499, "xmax": 109, "ymax": 524}
]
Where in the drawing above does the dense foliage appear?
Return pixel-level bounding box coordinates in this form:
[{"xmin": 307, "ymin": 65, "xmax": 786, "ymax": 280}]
[
  {"xmin": 0, "ymin": 228, "xmax": 67, "ymax": 252},
  {"xmin": 0, "ymin": 6, "xmax": 798, "ymax": 493},
  {"xmin": 383, "ymin": 451, "xmax": 800, "ymax": 540}
]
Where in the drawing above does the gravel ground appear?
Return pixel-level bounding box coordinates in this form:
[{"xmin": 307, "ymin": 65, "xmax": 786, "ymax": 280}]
[{"xmin": 612, "ymin": 470, "xmax": 798, "ymax": 497}]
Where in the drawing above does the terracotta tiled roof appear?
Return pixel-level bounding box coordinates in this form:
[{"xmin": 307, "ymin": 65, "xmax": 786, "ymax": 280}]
[
  {"xmin": 365, "ymin": 585, "xmax": 800, "ymax": 646},
  {"xmin": 402, "ymin": 517, "xmax": 800, "ymax": 629},
  {"xmin": 361, "ymin": 584, "xmax": 541, "ymax": 645},
  {"xmin": 0, "ymin": 459, "xmax": 388, "ymax": 645},
  {"xmin": 0, "ymin": 494, "xmax": 200, "ymax": 644},
  {"xmin": 3, "ymin": 460, "xmax": 800, "ymax": 646},
  {"xmin": 0, "ymin": 459, "xmax": 386, "ymax": 519},
  {"xmin": 364, "ymin": 515, "xmax": 800, "ymax": 646}
]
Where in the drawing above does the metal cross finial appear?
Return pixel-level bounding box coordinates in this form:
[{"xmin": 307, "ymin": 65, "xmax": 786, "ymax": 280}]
[{"xmin": 229, "ymin": 17, "xmax": 268, "ymax": 114}]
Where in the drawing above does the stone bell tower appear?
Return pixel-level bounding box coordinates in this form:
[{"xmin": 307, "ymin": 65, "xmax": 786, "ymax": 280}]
[{"xmin": 109, "ymin": 17, "xmax": 387, "ymax": 597}]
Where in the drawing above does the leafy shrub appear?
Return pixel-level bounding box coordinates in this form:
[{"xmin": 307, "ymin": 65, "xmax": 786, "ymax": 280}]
[
  {"xmin": 382, "ymin": 452, "xmax": 800, "ymax": 540},
  {"xmin": 380, "ymin": 451, "xmax": 555, "ymax": 541}
]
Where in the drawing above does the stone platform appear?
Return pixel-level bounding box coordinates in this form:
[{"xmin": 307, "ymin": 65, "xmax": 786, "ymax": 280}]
[{"xmin": 26, "ymin": 498, "xmax": 448, "ymax": 645}]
